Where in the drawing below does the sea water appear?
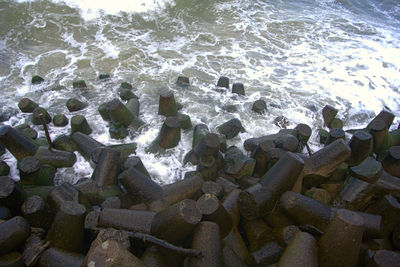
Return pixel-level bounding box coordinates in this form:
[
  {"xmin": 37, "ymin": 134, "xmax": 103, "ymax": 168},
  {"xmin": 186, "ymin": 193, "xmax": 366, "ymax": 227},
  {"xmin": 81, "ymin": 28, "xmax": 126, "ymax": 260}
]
[{"xmin": 0, "ymin": 0, "xmax": 399, "ymax": 184}]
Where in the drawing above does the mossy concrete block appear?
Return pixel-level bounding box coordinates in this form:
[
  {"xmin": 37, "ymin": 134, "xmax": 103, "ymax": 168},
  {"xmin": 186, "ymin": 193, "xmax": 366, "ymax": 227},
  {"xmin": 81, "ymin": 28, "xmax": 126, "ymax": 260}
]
[
  {"xmin": 53, "ymin": 134, "xmax": 78, "ymax": 152},
  {"xmin": 53, "ymin": 114, "xmax": 69, "ymax": 127},
  {"xmin": 18, "ymin": 98, "xmax": 38, "ymax": 113},
  {"xmin": 217, "ymin": 118, "xmax": 245, "ymax": 139},
  {"xmin": 178, "ymin": 113, "xmax": 192, "ymax": 130},
  {"xmin": 304, "ymin": 187, "xmax": 332, "ymax": 205},
  {"xmin": 99, "ymin": 73, "xmax": 110, "ymax": 80},
  {"xmin": 0, "ymin": 161, "xmax": 10, "ymax": 176},
  {"xmin": 120, "ymin": 82, "xmax": 133, "ymax": 89},
  {"xmin": 15, "ymin": 124, "xmax": 37, "ymax": 140},
  {"xmin": 217, "ymin": 76, "xmax": 229, "ymax": 89},
  {"xmin": 232, "ymin": 82, "xmax": 245, "ymax": 95},
  {"xmin": 31, "ymin": 107, "xmax": 51, "ymax": 125},
  {"xmin": 71, "ymin": 115, "xmax": 92, "ymax": 135},
  {"xmin": 109, "ymin": 123, "xmax": 128, "ymax": 140},
  {"xmin": 31, "ymin": 75, "xmax": 44, "ymax": 85},
  {"xmin": 119, "ymin": 89, "xmax": 138, "ymax": 101},
  {"xmin": 106, "ymin": 99, "xmax": 134, "ymax": 126},
  {"xmin": 176, "ymin": 76, "xmax": 190, "ymax": 86},
  {"xmin": 72, "ymin": 80, "xmax": 87, "ymax": 89},
  {"xmin": 252, "ymin": 99, "xmax": 267, "ymax": 114},
  {"xmin": 66, "ymin": 98, "xmax": 88, "ymax": 112}
]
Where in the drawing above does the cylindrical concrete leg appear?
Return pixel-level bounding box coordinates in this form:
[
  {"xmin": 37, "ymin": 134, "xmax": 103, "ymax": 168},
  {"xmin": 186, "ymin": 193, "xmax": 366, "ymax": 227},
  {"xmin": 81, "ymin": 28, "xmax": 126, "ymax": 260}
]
[{"xmin": 318, "ymin": 209, "xmax": 365, "ymax": 267}]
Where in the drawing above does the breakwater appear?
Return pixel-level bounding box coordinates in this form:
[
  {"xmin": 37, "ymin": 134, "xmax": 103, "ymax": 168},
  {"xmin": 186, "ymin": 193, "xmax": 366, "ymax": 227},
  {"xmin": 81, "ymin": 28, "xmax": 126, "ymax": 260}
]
[{"xmin": 0, "ymin": 74, "xmax": 399, "ymax": 266}]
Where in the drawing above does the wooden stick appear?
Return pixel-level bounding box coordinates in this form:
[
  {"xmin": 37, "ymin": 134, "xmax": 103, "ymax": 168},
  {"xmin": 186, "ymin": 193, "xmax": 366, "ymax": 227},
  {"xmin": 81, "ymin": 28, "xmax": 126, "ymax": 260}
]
[
  {"xmin": 305, "ymin": 143, "xmax": 313, "ymax": 156},
  {"xmin": 128, "ymin": 231, "xmax": 202, "ymax": 258},
  {"xmin": 39, "ymin": 113, "xmax": 52, "ymax": 150},
  {"xmin": 94, "ymin": 227, "xmax": 202, "ymax": 258}
]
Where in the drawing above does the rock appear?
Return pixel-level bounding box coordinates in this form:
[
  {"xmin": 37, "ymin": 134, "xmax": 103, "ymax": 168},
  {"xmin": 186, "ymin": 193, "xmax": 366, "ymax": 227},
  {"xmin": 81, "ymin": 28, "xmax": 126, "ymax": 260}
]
[
  {"xmin": 66, "ymin": 98, "xmax": 88, "ymax": 112},
  {"xmin": 18, "ymin": 98, "xmax": 38, "ymax": 113},
  {"xmin": 31, "ymin": 75, "xmax": 44, "ymax": 84},
  {"xmin": 52, "ymin": 114, "xmax": 69, "ymax": 127}
]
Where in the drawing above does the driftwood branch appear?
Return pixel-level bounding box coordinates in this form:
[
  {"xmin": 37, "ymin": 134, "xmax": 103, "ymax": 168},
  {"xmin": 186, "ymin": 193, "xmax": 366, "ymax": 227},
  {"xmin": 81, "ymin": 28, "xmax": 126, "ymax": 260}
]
[
  {"xmin": 127, "ymin": 231, "xmax": 202, "ymax": 258},
  {"xmin": 93, "ymin": 227, "xmax": 202, "ymax": 258},
  {"xmin": 305, "ymin": 142, "xmax": 313, "ymax": 156},
  {"xmin": 39, "ymin": 113, "xmax": 52, "ymax": 150}
]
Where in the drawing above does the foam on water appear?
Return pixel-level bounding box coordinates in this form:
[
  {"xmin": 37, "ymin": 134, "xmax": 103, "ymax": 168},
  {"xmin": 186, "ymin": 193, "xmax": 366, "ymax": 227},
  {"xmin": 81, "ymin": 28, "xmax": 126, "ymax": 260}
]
[
  {"xmin": 1, "ymin": 0, "xmax": 400, "ymax": 184},
  {"xmin": 17, "ymin": 0, "xmax": 175, "ymax": 20}
]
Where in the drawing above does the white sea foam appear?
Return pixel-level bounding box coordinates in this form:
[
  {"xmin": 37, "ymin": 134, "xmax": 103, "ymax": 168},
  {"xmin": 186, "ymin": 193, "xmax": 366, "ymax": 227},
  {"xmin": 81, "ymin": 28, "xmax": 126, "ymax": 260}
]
[
  {"xmin": 48, "ymin": 0, "xmax": 173, "ymax": 20},
  {"xmin": 2, "ymin": 0, "xmax": 400, "ymax": 184}
]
